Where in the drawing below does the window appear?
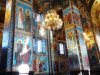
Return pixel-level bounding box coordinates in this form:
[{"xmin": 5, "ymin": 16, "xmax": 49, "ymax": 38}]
[
  {"xmin": 35, "ymin": 14, "xmax": 40, "ymax": 22},
  {"xmin": 35, "ymin": 14, "xmax": 44, "ymax": 22},
  {"xmin": 39, "ymin": 27, "xmax": 45, "ymax": 37},
  {"xmin": 38, "ymin": 40, "xmax": 42, "ymax": 52},
  {"xmin": 59, "ymin": 43, "xmax": 64, "ymax": 54}
]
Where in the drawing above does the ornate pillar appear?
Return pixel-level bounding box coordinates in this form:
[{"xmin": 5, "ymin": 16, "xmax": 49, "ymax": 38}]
[
  {"xmin": 63, "ymin": 1, "xmax": 90, "ymax": 74},
  {"xmin": 0, "ymin": 0, "xmax": 15, "ymax": 71},
  {"xmin": 12, "ymin": 0, "xmax": 33, "ymax": 72},
  {"xmin": 80, "ymin": 0, "xmax": 100, "ymax": 71}
]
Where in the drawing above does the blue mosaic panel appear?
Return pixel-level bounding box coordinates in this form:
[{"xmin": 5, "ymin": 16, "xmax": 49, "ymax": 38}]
[
  {"xmin": 13, "ymin": 33, "xmax": 33, "ymax": 67},
  {"xmin": 15, "ymin": 2, "xmax": 33, "ymax": 32},
  {"xmin": 39, "ymin": 56, "xmax": 49, "ymax": 72},
  {"xmin": 12, "ymin": 1, "xmax": 33, "ymax": 71}
]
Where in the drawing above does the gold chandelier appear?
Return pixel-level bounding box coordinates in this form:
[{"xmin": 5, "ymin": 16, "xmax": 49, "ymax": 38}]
[{"xmin": 44, "ymin": 9, "xmax": 63, "ymax": 30}]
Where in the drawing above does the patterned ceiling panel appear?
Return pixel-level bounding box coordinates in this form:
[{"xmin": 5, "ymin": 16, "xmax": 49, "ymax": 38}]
[{"xmin": 33, "ymin": 0, "xmax": 69, "ymax": 13}]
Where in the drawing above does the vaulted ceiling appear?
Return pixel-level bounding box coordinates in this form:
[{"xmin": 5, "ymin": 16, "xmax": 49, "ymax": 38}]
[{"xmin": 33, "ymin": 0, "xmax": 95, "ymax": 13}]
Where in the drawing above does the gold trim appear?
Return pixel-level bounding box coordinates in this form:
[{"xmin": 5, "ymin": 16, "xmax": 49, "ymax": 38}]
[
  {"xmin": 17, "ymin": 0, "xmax": 32, "ymax": 7},
  {"xmin": 15, "ymin": 29, "xmax": 32, "ymax": 36},
  {"xmin": 91, "ymin": 0, "xmax": 100, "ymax": 27}
]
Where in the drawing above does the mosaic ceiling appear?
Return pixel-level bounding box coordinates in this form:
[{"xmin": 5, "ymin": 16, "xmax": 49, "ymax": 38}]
[
  {"xmin": 91, "ymin": 0, "xmax": 100, "ymax": 29},
  {"xmin": 0, "ymin": 0, "xmax": 95, "ymax": 26},
  {"xmin": 33, "ymin": 0, "xmax": 69, "ymax": 13},
  {"xmin": 33, "ymin": 0, "xmax": 94, "ymax": 13}
]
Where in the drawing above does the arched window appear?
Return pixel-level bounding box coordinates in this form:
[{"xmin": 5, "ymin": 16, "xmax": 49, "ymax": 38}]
[
  {"xmin": 59, "ymin": 43, "xmax": 64, "ymax": 54},
  {"xmin": 38, "ymin": 40, "xmax": 42, "ymax": 52}
]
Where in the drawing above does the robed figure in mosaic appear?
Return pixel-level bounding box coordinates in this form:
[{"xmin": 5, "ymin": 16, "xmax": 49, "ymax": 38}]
[
  {"xmin": 16, "ymin": 7, "xmax": 25, "ymax": 29},
  {"xmin": 25, "ymin": 10, "xmax": 31, "ymax": 32}
]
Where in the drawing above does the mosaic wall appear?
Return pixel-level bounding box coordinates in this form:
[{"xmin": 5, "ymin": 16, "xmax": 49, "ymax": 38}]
[
  {"xmin": 63, "ymin": 6, "xmax": 90, "ymax": 70},
  {"xmin": 13, "ymin": 0, "xmax": 33, "ymax": 71},
  {"xmin": 13, "ymin": 31, "xmax": 33, "ymax": 68}
]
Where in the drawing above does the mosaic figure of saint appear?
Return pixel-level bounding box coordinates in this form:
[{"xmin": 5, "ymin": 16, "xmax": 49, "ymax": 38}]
[
  {"xmin": 25, "ymin": 10, "xmax": 31, "ymax": 32},
  {"xmin": 39, "ymin": 61, "xmax": 46, "ymax": 72},
  {"xmin": 15, "ymin": 40, "xmax": 23, "ymax": 65},
  {"xmin": 67, "ymin": 31, "xmax": 76, "ymax": 49},
  {"xmin": 64, "ymin": 14, "xmax": 68, "ymax": 25},
  {"xmin": 17, "ymin": 7, "xmax": 25, "ymax": 29},
  {"xmin": 33, "ymin": 59, "xmax": 37, "ymax": 72},
  {"xmin": 67, "ymin": 12, "xmax": 72, "ymax": 24},
  {"xmin": 20, "ymin": 37, "xmax": 31, "ymax": 64}
]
